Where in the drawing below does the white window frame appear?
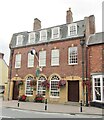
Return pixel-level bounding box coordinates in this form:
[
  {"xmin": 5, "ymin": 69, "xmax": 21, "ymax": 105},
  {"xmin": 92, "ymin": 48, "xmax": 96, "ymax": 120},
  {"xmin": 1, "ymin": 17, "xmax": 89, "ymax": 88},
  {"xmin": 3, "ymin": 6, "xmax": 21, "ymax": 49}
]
[
  {"xmin": 15, "ymin": 54, "xmax": 21, "ymax": 68},
  {"xmin": 51, "ymin": 49, "xmax": 59, "ymax": 66},
  {"xmin": 25, "ymin": 76, "xmax": 34, "ymax": 96},
  {"xmin": 27, "ymin": 53, "xmax": 34, "ymax": 68},
  {"xmin": 39, "ymin": 51, "xmax": 46, "ymax": 67},
  {"xmin": 50, "ymin": 76, "xmax": 60, "ymax": 98},
  {"xmin": 37, "ymin": 76, "xmax": 46, "ymax": 96},
  {"xmin": 92, "ymin": 75, "xmax": 104, "ymax": 102},
  {"xmin": 68, "ymin": 47, "xmax": 78, "ymax": 65},
  {"xmin": 40, "ymin": 30, "xmax": 47, "ymax": 41},
  {"xmin": 16, "ymin": 35, "xmax": 23, "ymax": 46},
  {"xmin": 68, "ymin": 23, "xmax": 77, "ymax": 36},
  {"xmin": 51, "ymin": 27, "xmax": 60, "ymax": 39},
  {"xmin": 28, "ymin": 32, "xmax": 35, "ymax": 44}
]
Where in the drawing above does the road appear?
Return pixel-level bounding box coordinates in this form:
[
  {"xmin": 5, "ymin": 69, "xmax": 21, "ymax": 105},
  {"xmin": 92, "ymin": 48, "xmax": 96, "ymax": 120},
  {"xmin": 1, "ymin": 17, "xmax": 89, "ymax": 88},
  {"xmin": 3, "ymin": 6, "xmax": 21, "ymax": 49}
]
[{"xmin": 1, "ymin": 107, "xmax": 103, "ymax": 119}]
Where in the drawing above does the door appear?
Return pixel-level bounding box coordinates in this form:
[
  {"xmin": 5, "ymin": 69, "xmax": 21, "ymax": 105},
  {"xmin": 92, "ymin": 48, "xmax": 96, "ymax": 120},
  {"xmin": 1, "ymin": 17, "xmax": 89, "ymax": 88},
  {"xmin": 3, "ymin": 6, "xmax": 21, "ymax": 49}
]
[
  {"xmin": 12, "ymin": 81, "xmax": 19, "ymax": 100},
  {"xmin": 68, "ymin": 81, "xmax": 79, "ymax": 102}
]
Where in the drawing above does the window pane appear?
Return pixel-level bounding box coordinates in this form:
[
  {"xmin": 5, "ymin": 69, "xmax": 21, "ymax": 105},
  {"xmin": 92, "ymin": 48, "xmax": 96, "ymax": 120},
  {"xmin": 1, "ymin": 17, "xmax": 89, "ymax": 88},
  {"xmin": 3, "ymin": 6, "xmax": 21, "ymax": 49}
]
[
  {"xmin": 16, "ymin": 35, "xmax": 23, "ymax": 45},
  {"xmin": 51, "ymin": 49, "xmax": 59, "ymax": 66},
  {"xmin": 52, "ymin": 27, "xmax": 60, "ymax": 39},
  {"xmin": 37, "ymin": 76, "xmax": 46, "ymax": 96},
  {"xmin": 68, "ymin": 47, "xmax": 78, "ymax": 65},
  {"xmin": 68, "ymin": 23, "xmax": 77, "ymax": 36},
  {"xmin": 50, "ymin": 75, "xmax": 60, "ymax": 97},
  {"xmin": 40, "ymin": 30, "xmax": 47, "ymax": 41},
  {"xmin": 29, "ymin": 32, "xmax": 35, "ymax": 43},
  {"xmin": 15, "ymin": 54, "xmax": 21, "ymax": 68},
  {"xmin": 39, "ymin": 51, "xmax": 46, "ymax": 67},
  {"xmin": 28, "ymin": 53, "xmax": 34, "ymax": 67},
  {"xmin": 26, "ymin": 76, "xmax": 34, "ymax": 96}
]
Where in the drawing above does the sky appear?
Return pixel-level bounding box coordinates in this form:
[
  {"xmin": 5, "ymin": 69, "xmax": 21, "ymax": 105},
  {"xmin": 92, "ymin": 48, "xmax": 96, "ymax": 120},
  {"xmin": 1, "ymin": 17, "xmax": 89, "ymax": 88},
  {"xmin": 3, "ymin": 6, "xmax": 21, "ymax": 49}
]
[{"xmin": 0, "ymin": 0, "xmax": 103, "ymax": 65}]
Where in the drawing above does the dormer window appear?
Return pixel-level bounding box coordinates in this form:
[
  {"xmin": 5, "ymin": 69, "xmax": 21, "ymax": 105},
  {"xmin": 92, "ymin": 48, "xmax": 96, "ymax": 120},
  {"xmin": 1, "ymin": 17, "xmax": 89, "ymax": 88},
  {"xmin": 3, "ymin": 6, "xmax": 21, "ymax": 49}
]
[
  {"xmin": 16, "ymin": 35, "xmax": 23, "ymax": 46},
  {"xmin": 40, "ymin": 30, "xmax": 47, "ymax": 41},
  {"xmin": 68, "ymin": 23, "xmax": 77, "ymax": 36},
  {"xmin": 28, "ymin": 32, "xmax": 35, "ymax": 44},
  {"xmin": 52, "ymin": 27, "xmax": 60, "ymax": 39}
]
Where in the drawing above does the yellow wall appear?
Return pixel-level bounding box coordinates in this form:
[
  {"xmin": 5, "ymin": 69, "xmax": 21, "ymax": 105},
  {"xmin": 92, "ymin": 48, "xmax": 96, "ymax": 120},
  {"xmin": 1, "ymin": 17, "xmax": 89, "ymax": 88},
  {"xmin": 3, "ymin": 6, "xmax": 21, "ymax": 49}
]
[{"xmin": 0, "ymin": 58, "xmax": 8, "ymax": 99}]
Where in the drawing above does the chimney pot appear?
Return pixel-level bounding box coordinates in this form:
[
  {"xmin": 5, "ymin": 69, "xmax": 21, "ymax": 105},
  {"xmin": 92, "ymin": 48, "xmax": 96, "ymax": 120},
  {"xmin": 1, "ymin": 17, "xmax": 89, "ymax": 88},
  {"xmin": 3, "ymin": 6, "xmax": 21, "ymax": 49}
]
[
  {"xmin": 33, "ymin": 18, "xmax": 41, "ymax": 31},
  {"xmin": 66, "ymin": 8, "xmax": 73, "ymax": 24}
]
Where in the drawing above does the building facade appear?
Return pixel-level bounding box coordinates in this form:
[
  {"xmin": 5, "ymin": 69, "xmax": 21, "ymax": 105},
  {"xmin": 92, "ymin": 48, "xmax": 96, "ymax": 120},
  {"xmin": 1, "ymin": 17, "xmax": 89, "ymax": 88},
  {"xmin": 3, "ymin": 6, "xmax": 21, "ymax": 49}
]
[
  {"xmin": 0, "ymin": 53, "xmax": 8, "ymax": 99},
  {"xmin": 8, "ymin": 8, "xmax": 96, "ymax": 104},
  {"xmin": 87, "ymin": 32, "xmax": 104, "ymax": 107}
]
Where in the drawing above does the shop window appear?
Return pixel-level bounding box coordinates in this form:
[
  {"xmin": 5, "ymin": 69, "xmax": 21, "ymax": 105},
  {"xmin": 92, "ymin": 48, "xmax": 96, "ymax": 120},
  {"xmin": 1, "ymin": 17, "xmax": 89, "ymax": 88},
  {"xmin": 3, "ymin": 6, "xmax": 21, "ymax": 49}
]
[{"xmin": 92, "ymin": 75, "xmax": 104, "ymax": 102}]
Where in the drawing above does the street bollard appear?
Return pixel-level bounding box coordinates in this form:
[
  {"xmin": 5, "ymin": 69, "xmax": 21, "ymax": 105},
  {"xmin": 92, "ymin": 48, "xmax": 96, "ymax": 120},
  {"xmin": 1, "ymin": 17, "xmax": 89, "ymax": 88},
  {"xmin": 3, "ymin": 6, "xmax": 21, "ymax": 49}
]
[
  {"xmin": 80, "ymin": 100, "xmax": 82, "ymax": 112},
  {"xmin": 18, "ymin": 101, "xmax": 20, "ymax": 107},
  {"xmin": 44, "ymin": 99, "xmax": 47, "ymax": 110}
]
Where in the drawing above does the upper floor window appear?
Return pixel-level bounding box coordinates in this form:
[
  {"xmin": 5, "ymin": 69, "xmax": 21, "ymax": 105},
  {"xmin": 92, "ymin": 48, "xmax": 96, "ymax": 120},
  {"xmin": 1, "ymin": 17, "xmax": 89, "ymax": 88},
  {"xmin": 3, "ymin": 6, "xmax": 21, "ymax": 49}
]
[
  {"xmin": 28, "ymin": 32, "xmax": 35, "ymax": 44},
  {"xmin": 39, "ymin": 50, "xmax": 46, "ymax": 67},
  {"xmin": 51, "ymin": 49, "xmax": 59, "ymax": 66},
  {"xmin": 68, "ymin": 47, "xmax": 78, "ymax": 65},
  {"xmin": 28, "ymin": 53, "xmax": 34, "ymax": 67},
  {"xmin": 40, "ymin": 30, "xmax": 47, "ymax": 41},
  {"xmin": 15, "ymin": 54, "xmax": 21, "ymax": 68},
  {"xmin": 52, "ymin": 27, "xmax": 60, "ymax": 39},
  {"xmin": 25, "ymin": 76, "xmax": 34, "ymax": 96},
  {"xmin": 16, "ymin": 35, "xmax": 23, "ymax": 46},
  {"xmin": 68, "ymin": 23, "xmax": 77, "ymax": 36}
]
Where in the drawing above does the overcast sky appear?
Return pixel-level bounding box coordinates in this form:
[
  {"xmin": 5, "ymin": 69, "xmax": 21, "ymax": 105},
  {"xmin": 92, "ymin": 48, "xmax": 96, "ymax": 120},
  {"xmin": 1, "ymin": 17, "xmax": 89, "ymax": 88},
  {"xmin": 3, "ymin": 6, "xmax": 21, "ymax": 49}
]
[{"xmin": 0, "ymin": 0, "xmax": 103, "ymax": 65}]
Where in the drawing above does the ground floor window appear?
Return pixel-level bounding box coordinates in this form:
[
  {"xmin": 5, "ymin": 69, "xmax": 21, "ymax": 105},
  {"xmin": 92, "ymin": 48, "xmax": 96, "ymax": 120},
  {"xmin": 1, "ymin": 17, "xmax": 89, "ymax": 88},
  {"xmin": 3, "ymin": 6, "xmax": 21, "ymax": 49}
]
[
  {"xmin": 37, "ymin": 76, "xmax": 46, "ymax": 96},
  {"xmin": 50, "ymin": 75, "xmax": 60, "ymax": 98},
  {"xmin": 92, "ymin": 75, "xmax": 104, "ymax": 102},
  {"xmin": 25, "ymin": 76, "xmax": 34, "ymax": 96}
]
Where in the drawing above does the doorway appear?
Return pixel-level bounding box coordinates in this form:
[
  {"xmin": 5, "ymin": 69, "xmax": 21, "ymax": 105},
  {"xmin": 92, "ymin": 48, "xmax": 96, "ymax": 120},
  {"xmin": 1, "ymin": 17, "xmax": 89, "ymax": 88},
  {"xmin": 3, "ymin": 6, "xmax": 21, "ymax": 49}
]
[
  {"xmin": 68, "ymin": 81, "xmax": 79, "ymax": 102},
  {"xmin": 12, "ymin": 81, "xmax": 19, "ymax": 100}
]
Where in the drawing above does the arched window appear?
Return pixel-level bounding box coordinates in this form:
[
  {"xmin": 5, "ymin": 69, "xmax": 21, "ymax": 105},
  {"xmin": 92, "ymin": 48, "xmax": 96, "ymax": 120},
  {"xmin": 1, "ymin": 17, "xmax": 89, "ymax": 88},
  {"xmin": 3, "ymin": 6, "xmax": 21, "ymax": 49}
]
[
  {"xmin": 25, "ymin": 76, "xmax": 34, "ymax": 96},
  {"xmin": 37, "ymin": 76, "xmax": 46, "ymax": 96},
  {"xmin": 50, "ymin": 75, "xmax": 60, "ymax": 98}
]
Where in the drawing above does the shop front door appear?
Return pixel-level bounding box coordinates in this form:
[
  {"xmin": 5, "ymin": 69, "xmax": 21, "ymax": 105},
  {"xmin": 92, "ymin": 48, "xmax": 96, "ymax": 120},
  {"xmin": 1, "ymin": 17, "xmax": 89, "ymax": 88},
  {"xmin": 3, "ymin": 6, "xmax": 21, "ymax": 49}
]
[{"xmin": 68, "ymin": 81, "xmax": 79, "ymax": 102}]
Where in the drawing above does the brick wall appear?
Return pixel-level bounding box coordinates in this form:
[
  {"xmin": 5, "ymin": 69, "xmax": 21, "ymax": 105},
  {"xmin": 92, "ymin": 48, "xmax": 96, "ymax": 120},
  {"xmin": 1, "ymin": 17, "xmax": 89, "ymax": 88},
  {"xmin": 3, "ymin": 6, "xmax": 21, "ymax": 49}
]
[{"xmin": 11, "ymin": 38, "xmax": 84, "ymax": 79}]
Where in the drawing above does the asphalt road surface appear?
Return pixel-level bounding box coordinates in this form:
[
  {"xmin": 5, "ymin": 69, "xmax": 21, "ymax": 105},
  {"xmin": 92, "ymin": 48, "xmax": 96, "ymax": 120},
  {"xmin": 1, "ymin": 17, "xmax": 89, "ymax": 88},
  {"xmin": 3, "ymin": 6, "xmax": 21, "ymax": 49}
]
[{"xmin": 1, "ymin": 107, "xmax": 103, "ymax": 119}]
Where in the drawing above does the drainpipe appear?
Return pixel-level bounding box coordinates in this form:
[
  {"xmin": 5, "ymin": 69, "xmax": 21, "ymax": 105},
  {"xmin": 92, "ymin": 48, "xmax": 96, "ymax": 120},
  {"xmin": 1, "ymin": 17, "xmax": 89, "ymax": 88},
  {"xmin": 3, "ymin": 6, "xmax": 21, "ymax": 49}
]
[
  {"xmin": 8, "ymin": 45, "xmax": 14, "ymax": 101},
  {"xmin": 85, "ymin": 45, "xmax": 89, "ymax": 106}
]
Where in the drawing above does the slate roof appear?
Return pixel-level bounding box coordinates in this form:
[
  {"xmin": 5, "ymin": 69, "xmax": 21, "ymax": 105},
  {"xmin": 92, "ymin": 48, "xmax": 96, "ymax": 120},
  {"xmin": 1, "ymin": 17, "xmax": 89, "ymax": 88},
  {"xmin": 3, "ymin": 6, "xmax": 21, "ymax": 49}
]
[
  {"xmin": 87, "ymin": 32, "xmax": 104, "ymax": 46},
  {"xmin": 9, "ymin": 20, "xmax": 85, "ymax": 48}
]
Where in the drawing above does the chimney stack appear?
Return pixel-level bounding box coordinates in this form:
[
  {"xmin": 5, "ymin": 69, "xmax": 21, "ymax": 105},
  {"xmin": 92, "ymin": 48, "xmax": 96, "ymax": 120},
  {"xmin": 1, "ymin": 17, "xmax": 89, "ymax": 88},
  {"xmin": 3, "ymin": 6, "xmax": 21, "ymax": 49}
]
[
  {"xmin": 33, "ymin": 18, "xmax": 41, "ymax": 31},
  {"xmin": 66, "ymin": 8, "xmax": 73, "ymax": 24},
  {"xmin": 0, "ymin": 53, "xmax": 4, "ymax": 59}
]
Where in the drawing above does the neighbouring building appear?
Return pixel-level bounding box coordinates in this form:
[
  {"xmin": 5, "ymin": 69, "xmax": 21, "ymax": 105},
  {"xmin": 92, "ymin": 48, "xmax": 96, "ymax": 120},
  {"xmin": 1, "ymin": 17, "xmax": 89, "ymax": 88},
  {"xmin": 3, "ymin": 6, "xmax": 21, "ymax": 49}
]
[
  {"xmin": 8, "ymin": 8, "xmax": 97, "ymax": 105},
  {"xmin": 0, "ymin": 52, "xmax": 8, "ymax": 99},
  {"xmin": 87, "ymin": 32, "xmax": 104, "ymax": 108}
]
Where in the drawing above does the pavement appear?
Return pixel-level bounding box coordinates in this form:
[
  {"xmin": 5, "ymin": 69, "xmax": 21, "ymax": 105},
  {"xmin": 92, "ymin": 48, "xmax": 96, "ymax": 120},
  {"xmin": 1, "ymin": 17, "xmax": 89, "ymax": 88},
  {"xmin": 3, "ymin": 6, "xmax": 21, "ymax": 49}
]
[{"xmin": 2, "ymin": 100, "xmax": 103, "ymax": 116}]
